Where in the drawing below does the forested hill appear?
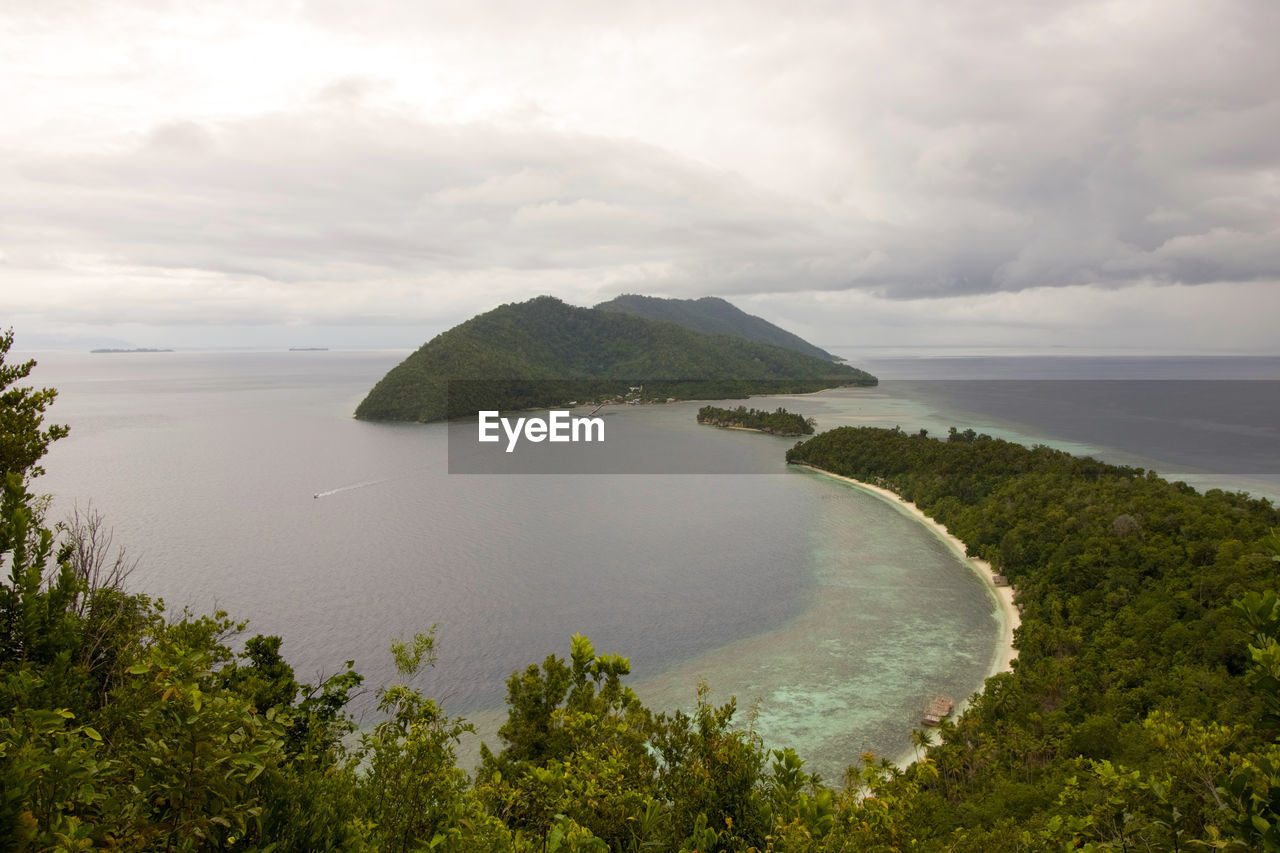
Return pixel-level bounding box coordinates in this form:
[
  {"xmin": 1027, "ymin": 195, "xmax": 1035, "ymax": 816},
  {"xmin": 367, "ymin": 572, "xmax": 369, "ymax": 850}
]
[
  {"xmin": 594, "ymin": 294, "xmax": 839, "ymax": 361},
  {"xmin": 786, "ymin": 426, "xmax": 1280, "ymax": 848},
  {"xmin": 355, "ymin": 296, "xmax": 875, "ymax": 422}
]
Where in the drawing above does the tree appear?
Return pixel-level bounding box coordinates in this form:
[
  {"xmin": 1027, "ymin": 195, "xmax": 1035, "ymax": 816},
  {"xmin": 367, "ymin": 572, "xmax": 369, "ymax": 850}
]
[
  {"xmin": 355, "ymin": 629, "xmax": 508, "ymax": 852},
  {"xmin": 0, "ymin": 328, "xmax": 69, "ymax": 482}
]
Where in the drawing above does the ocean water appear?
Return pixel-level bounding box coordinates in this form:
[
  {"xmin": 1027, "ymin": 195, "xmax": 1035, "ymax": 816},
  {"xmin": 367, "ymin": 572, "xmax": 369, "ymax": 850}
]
[
  {"xmin": 832, "ymin": 351, "xmax": 1280, "ymax": 502},
  {"xmin": 17, "ymin": 348, "xmax": 1276, "ymax": 780}
]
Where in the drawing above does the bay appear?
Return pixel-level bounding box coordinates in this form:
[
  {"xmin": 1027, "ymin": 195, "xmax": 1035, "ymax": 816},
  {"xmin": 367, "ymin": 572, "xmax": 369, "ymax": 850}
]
[{"xmin": 19, "ymin": 347, "xmax": 1274, "ymax": 780}]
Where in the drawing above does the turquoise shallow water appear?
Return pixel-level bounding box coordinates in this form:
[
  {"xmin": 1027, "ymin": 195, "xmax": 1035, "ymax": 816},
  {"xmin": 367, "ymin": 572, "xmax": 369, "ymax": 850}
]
[{"xmin": 619, "ymin": 466, "xmax": 997, "ymax": 780}]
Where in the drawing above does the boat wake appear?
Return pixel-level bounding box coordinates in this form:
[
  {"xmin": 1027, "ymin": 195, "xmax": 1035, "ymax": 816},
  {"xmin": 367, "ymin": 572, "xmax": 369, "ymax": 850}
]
[{"xmin": 313, "ymin": 478, "xmax": 395, "ymax": 499}]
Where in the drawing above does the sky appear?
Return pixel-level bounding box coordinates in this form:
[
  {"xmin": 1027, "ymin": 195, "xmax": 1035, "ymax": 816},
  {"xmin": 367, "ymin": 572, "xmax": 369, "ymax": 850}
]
[{"xmin": 3, "ymin": 0, "xmax": 1278, "ymax": 352}]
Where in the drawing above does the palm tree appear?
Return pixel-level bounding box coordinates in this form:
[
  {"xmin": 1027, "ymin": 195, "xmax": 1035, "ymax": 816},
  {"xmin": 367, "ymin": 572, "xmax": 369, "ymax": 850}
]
[{"xmin": 909, "ymin": 728, "xmax": 933, "ymax": 763}]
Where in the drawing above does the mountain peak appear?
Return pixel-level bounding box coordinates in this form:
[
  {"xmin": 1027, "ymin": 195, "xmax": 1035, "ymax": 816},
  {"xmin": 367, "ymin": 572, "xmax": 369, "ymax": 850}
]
[{"xmin": 594, "ymin": 294, "xmax": 837, "ymax": 361}]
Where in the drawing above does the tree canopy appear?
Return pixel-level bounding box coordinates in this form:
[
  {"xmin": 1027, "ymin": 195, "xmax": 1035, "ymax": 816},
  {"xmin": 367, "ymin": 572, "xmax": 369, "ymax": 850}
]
[
  {"xmin": 355, "ymin": 296, "xmax": 875, "ymax": 422},
  {"xmin": 0, "ymin": 328, "xmax": 68, "ymax": 481},
  {"xmin": 697, "ymin": 405, "xmax": 815, "ymax": 436},
  {"xmin": 594, "ymin": 295, "xmax": 838, "ymax": 361}
]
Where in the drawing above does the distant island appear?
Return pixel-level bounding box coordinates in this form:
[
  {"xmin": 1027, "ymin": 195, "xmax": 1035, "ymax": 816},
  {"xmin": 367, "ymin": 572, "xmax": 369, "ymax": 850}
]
[
  {"xmin": 289, "ymin": 347, "xmax": 328, "ymax": 351},
  {"xmin": 89, "ymin": 348, "xmax": 174, "ymax": 353},
  {"xmin": 697, "ymin": 405, "xmax": 816, "ymax": 436},
  {"xmin": 355, "ymin": 295, "xmax": 876, "ymax": 423}
]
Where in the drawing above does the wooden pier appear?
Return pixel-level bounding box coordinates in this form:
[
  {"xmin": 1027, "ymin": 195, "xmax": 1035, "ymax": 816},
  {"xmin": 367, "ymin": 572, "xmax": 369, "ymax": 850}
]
[{"xmin": 922, "ymin": 695, "xmax": 955, "ymax": 727}]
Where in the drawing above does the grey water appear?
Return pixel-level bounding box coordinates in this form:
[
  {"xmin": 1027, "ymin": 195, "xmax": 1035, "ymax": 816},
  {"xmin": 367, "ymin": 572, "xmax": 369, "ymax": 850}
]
[
  {"xmin": 831, "ymin": 351, "xmax": 1280, "ymax": 502},
  {"xmin": 18, "ymin": 348, "xmax": 1277, "ymax": 781}
]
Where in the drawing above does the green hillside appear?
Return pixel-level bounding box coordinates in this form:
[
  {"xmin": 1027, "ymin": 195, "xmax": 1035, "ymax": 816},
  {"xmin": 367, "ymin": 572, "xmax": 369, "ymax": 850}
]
[
  {"xmin": 354, "ymin": 296, "xmax": 874, "ymax": 422},
  {"xmin": 594, "ymin": 293, "xmax": 839, "ymax": 360}
]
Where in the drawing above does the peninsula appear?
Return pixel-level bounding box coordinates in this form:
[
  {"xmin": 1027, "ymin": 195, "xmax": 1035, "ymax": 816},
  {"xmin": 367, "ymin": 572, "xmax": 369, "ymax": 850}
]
[{"xmin": 355, "ymin": 295, "xmax": 875, "ymax": 422}]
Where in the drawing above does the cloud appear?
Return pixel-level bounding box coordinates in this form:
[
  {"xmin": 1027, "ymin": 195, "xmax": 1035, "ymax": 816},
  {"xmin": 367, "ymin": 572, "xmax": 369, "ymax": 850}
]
[
  {"xmin": 3, "ymin": 109, "xmax": 857, "ymax": 318},
  {"xmin": 745, "ymin": 280, "xmax": 1280, "ymax": 352},
  {"xmin": 1, "ymin": 0, "xmax": 1278, "ymax": 347}
]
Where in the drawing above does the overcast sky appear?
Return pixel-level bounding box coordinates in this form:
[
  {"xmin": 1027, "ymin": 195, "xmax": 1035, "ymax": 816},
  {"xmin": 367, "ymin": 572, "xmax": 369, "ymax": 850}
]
[{"xmin": 3, "ymin": 0, "xmax": 1278, "ymax": 351}]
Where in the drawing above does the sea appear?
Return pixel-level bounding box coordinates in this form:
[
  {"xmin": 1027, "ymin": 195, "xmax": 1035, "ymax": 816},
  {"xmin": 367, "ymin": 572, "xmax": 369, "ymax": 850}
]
[{"xmin": 17, "ymin": 347, "xmax": 1280, "ymax": 782}]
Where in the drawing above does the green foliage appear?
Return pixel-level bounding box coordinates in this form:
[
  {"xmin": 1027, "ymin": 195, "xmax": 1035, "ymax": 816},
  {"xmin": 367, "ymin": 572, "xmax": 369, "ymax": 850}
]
[
  {"xmin": 1, "ymin": 607, "xmax": 295, "ymax": 850},
  {"xmin": 0, "ymin": 328, "xmax": 69, "ymax": 482},
  {"xmin": 354, "ymin": 296, "xmax": 875, "ymax": 422},
  {"xmin": 1237, "ymin": 589, "xmax": 1280, "ymax": 731},
  {"xmin": 111, "ymin": 642, "xmax": 288, "ymax": 848},
  {"xmin": 787, "ymin": 425, "xmax": 1280, "ymax": 848},
  {"xmin": 352, "ymin": 628, "xmax": 509, "ymax": 853},
  {"xmin": 475, "ymin": 642, "xmax": 827, "ymax": 852},
  {"xmin": 0, "ymin": 473, "xmax": 79, "ymax": 675},
  {"xmin": 650, "ymin": 686, "xmax": 771, "ymax": 849},
  {"xmin": 0, "ymin": 327, "xmax": 68, "ymax": 484},
  {"xmin": 594, "ymin": 294, "xmax": 839, "ymax": 362},
  {"xmin": 478, "ymin": 635, "xmax": 656, "ymax": 848},
  {"xmin": 696, "ymin": 405, "xmax": 816, "ymax": 436},
  {"xmin": 222, "ymin": 634, "xmax": 300, "ymax": 715}
]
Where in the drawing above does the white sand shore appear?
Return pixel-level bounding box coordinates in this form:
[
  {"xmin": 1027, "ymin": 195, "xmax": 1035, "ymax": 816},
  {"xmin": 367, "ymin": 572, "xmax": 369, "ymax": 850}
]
[
  {"xmin": 699, "ymin": 423, "xmax": 807, "ymax": 437},
  {"xmin": 792, "ymin": 463, "xmax": 1022, "ymax": 763}
]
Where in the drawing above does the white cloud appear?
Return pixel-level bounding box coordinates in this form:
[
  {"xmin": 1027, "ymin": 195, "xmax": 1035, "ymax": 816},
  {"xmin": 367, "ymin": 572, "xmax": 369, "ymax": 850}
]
[
  {"xmin": 1, "ymin": 0, "xmax": 1278, "ymax": 349},
  {"xmin": 747, "ymin": 281, "xmax": 1280, "ymax": 352}
]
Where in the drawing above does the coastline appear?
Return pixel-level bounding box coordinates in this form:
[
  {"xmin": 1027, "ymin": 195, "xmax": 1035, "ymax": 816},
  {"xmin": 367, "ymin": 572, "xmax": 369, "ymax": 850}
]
[
  {"xmin": 790, "ymin": 462, "xmax": 1021, "ymax": 762},
  {"xmin": 431, "ymin": 457, "xmax": 1024, "ymax": 781},
  {"xmin": 697, "ymin": 422, "xmax": 810, "ymax": 437}
]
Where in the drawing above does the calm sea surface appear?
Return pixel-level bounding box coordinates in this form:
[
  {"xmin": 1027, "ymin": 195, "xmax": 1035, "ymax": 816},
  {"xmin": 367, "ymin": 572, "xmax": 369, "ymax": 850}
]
[
  {"xmin": 18, "ymin": 348, "xmax": 1279, "ymax": 779},
  {"xmin": 837, "ymin": 351, "xmax": 1280, "ymax": 501}
]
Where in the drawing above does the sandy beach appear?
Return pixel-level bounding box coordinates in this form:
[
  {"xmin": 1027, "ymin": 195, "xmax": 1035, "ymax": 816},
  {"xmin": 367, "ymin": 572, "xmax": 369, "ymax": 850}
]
[
  {"xmin": 792, "ymin": 463, "xmax": 1021, "ymax": 695},
  {"xmin": 699, "ymin": 423, "xmax": 809, "ymax": 437},
  {"xmin": 791, "ymin": 463, "xmax": 1022, "ymax": 767}
]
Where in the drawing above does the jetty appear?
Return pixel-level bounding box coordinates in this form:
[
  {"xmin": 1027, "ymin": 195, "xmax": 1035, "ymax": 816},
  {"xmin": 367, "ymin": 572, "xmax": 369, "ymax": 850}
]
[{"xmin": 922, "ymin": 695, "xmax": 955, "ymax": 727}]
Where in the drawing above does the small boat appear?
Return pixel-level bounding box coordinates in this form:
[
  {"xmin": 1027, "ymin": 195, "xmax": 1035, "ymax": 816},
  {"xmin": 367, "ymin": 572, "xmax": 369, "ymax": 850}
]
[{"xmin": 921, "ymin": 695, "xmax": 955, "ymax": 727}]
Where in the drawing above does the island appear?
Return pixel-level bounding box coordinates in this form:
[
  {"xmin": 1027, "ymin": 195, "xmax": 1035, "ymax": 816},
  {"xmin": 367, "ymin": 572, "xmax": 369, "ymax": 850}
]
[
  {"xmin": 89, "ymin": 348, "xmax": 174, "ymax": 353},
  {"xmin": 696, "ymin": 404, "xmax": 816, "ymax": 436},
  {"xmin": 355, "ymin": 295, "xmax": 876, "ymax": 422}
]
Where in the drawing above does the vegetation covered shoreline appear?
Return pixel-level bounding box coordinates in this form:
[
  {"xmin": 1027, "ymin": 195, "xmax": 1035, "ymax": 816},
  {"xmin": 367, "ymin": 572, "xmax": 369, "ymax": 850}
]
[
  {"xmin": 696, "ymin": 405, "xmax": 816, "ymax": 436},
  {"xmin": 784, "ymin": 425, "xmax": 1280, "ymax": 849},
  {"xmin": 354, "ymin": 296, "xmax": 875, "ymax": 423}
]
